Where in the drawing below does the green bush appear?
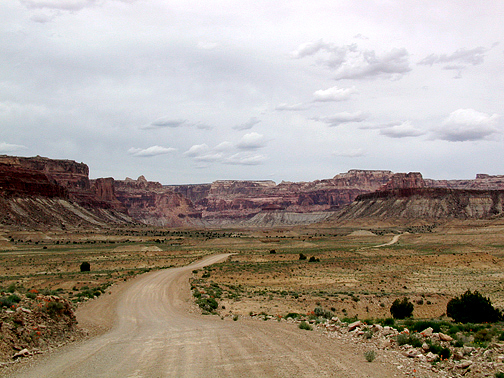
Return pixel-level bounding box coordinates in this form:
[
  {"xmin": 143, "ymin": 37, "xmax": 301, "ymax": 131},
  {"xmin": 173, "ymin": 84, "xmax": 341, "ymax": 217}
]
[
  {"xmin": 396, "ymin": 333, "xmax": 422, "ymax": 348},
  {"xmin": 298, "ymin": 321, "xmax": 312, "ymax": 331},
  {"xmin": 314, "ymin": 307, "xmax": 333, "ymax": 319},
  {"xmin": 0, "ymin": 294, "xmax": 21, "ymax": 308},
  {"xmin": 447, "ymin": 290, "xmax": 502, "ymax": 323},
  {"xmin": 196, "ymin": 297, "xmax": 218, "ymax": 313},
  {"xmin": 390, "ymin": 298, "xmax": 414, "ymax": 319}
]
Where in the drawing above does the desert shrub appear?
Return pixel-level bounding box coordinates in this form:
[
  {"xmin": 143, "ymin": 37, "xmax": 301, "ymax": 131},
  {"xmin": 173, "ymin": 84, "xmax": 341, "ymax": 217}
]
[
  {"xmin": 380, "ymin": 318, "xmax": 395, "ymax": 326},
  {"xmin": 396, "ymin": 333, "xmax": 422, "ymax": 348},
  {"xmin": 308, "ymin": 256, "xmax": 320, "ymax": 262},
  {"xmin": 474, "ymin": 328, "xmax": 494, "ymax": 343},
  {"xmin": 45, "ymin": 301, "xmax": 65, "ymax": 317},
  {"xmin": 270, "ymin": 249, "xmax": 276, "ymax": 254},
  {"xmin": 495, "ymin": 372, "xmax": 504, "ymax": 378},
  {"xmin": 314, "ymin": 307, "xmax": 333, "ymax": 319},
  {"xmin": 364, "ymin": 350, "xmax": 376, "ymax": 362},
  {"xmin": 298, "ymin": 321, "xmax": 312, "ymax": 331},
  {"xmin": 447, "ymin": 290, "xmax": 502, "ymax": 323},
  {"xmin": 285, "ymin": 312, "xmax": 300, "ymax": 319},
  {"xmin": 196, "ymin": 297, "xmax": 218, "ymax": 313},
  {"xmin": 390, "ymin": 298, "xmax": 414, "ymax": 319},
  {"xmin": 0, "ymin": 294, "xmax": 21, "ymax": 308},
  {"xmin": 299, "ymin": 253, "xmax": 307, "ymax": 260},
  {"xmin": 80, "ymin": 262, "xmax": 91, "ymax": 272},
  {"xmin": 26, "ymin": 292, "xmax": 37, "ymax": 300}
]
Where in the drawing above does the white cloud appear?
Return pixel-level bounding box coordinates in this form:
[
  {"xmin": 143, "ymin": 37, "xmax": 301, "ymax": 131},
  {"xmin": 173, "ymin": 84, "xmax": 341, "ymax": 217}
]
[
  {"xmin": 291, "ymin": 40, "xmax": 411, "ymax": 80},
  {"xmin": 237, "ymin": 132, "xmax": 266, "ymax": 149},
  {"xmin": 333, "ymin": 148, "xmax": 366, "ymax": 157},
  {"xmin": 433, "ymin": 109, "xmax": 500, "ymax": 142},
  {"xmin": 313, "ymin": 86, "xmax": 357, "ymax": 102},
  {"xmin": 214, "ymin": 141, "xmax": 234, "ymax": 151},
  {"xmin": 314, "ymin": 111, "xmax": 368, "ymax": 127},
  {"xmin": 274, "ymin": 103, "xmax": 308, "ymax": 111},
  {"xmin": 233, "ymin": 117, "xmax": 261, "ymax": 131},
  {"xmin": 379, "ymin": 121, "xmax": 426, "ymax": 138},
  {"xmin": 128, "ymin": 146, "xmax": 176, "ymax": 157},
  {"xmin": 333, "ymin": 47, "xmax": 411, "ymax": 80},
  {"xmin": 183, "ymin": 144, "xmax": 210, "ymax": 157},
  {"xmin": 224, "ymin": 153, "xmax": 267, "ymax": 165},
  {"xmin": 0, "ymin": 142, "xmax": 27, "ymax": 153},
  {"xmin": 290, "ymin": 39, "xmax": 332, "ymax": 59}
]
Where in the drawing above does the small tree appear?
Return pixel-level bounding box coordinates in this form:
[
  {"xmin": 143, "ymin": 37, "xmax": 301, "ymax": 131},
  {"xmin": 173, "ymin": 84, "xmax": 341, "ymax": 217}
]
[
  {"xmin": 447, "ymin": 290, "xmax": 502, "ymax": 323},
  {"xmin": 390, "ymin": 297, "xmax": 414, "ymax": 319},
  {"xmin": 80, "ymin": 262, "xmax": 91, "ymax": 272}
]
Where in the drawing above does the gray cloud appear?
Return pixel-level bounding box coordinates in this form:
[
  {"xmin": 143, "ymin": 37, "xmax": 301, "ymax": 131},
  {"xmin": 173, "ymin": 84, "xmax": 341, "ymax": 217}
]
[
  {"xmin": 233, "ymin": 117, "xmax": 261, "ymax": 131},
  {"xmin": 432, "ymin": 109, "xmax": 500, "ymax": 142},
  {"xmin": 143, "ymin": 118, "xmax": 186, "ymax": 130},
  {"xmin": 418, "ymin": 47, "xmax": 488, "ymax": 67},
  {"xmin": 128, "ymin": 145, "xmax": 176, "ymax": 157},
  {"xmin": 379, "ymin": 121, "xmax": 426, "ymax": 138},
  {"xmin": 313, "ymin": 112, "xmax": 368, "ymax": 127}
]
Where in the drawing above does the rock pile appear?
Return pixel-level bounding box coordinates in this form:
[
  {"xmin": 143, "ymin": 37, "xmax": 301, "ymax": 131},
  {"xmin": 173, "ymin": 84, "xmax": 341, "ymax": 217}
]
[
  {"xmin": 0, "ymin": 291, "xmax": 83, "ymax": 368},
  {"xmin": 318, "ymin": 317, "xmax": 504, "ymax": 378}
]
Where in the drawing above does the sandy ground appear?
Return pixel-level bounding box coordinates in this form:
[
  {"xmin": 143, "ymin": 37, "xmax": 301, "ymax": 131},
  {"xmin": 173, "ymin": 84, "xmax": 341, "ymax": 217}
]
[{"xmin": 4, "ymin": 254, "xmax": 418, "ymax": 378}]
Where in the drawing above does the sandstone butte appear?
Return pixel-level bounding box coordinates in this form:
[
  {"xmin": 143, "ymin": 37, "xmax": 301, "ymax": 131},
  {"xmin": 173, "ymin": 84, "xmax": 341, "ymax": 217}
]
[{"xmin": 2, "ymin": 154, "xmax": 504, "ymax": 229}]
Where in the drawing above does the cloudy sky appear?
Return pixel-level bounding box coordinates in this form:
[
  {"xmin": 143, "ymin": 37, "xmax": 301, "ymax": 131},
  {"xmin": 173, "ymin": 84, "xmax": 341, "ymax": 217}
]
[{"xmin": 1, "ymin": 1, "xmax": 503, "ymax": 184}]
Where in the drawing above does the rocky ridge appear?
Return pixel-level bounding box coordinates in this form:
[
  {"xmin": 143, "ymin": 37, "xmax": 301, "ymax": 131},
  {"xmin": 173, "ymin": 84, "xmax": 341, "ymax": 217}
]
[
  {"xmin": 4, "ymin": 154, "xmax": 504, "ymax": 228},
  {"xmin": 338, "ymin": 172, "xmax": 504, "ymax": 221},
  {"xmin": 0, "ymin": 155, "xmax": 134, "ymax": 229}
]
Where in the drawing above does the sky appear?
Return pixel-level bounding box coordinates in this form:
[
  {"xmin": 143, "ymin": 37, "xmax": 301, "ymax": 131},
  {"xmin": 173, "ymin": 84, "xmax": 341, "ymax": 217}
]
[{"xmin": 1, "ymin": 0, "xmax": 504, "ymax": 184}]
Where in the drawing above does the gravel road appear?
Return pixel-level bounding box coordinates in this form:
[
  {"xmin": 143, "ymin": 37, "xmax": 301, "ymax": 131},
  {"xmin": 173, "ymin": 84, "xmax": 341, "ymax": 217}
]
[{"xmin": 7, "ymin": 254, "xmax": 408, "ymax": 378}]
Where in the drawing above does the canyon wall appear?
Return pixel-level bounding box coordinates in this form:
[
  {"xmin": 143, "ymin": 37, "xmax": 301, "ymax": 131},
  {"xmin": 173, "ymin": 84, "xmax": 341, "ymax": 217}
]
[
  {"xmin": 337, "ymin": 172, "xmax": 504, "ymax": 221},
  {"xmin": 170, "ymin": 170, "xmax": 395, "ymax": 223},
  {"xmin": 0, "ymin": 155, "xmax": 134, "ymax": 229},
  {"xmin": 4, "ymin": 154, "xmax": 504, "ymax": 228},
  {"xmin": 114, "ymin": 176, "xmax": 200, "ymax": 227}
]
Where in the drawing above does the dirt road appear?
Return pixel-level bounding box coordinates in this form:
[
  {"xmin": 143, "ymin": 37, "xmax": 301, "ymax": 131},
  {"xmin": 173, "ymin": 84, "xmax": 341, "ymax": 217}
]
[{"xmin": 7, "ymin": 254, "xmax": 407, "ymax": 378}]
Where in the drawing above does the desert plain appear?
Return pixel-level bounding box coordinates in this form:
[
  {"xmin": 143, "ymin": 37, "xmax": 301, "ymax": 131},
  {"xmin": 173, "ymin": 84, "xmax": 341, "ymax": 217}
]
[{"xmin": 1, "ymin": 219, "xmax": 503, "ymax": 322}]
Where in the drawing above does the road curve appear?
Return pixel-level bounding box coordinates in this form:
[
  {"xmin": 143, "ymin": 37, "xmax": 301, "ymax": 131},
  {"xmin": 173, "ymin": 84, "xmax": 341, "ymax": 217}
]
[{"xmin": 8, "ymin": 254, "xmax": 403, "ymax": 378}]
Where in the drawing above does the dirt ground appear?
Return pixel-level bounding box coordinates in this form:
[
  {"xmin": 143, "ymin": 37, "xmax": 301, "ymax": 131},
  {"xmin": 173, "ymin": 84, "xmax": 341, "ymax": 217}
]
[{"xmin": 1, "ymin": 219, "xmax": 504, "ymax": 323}]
